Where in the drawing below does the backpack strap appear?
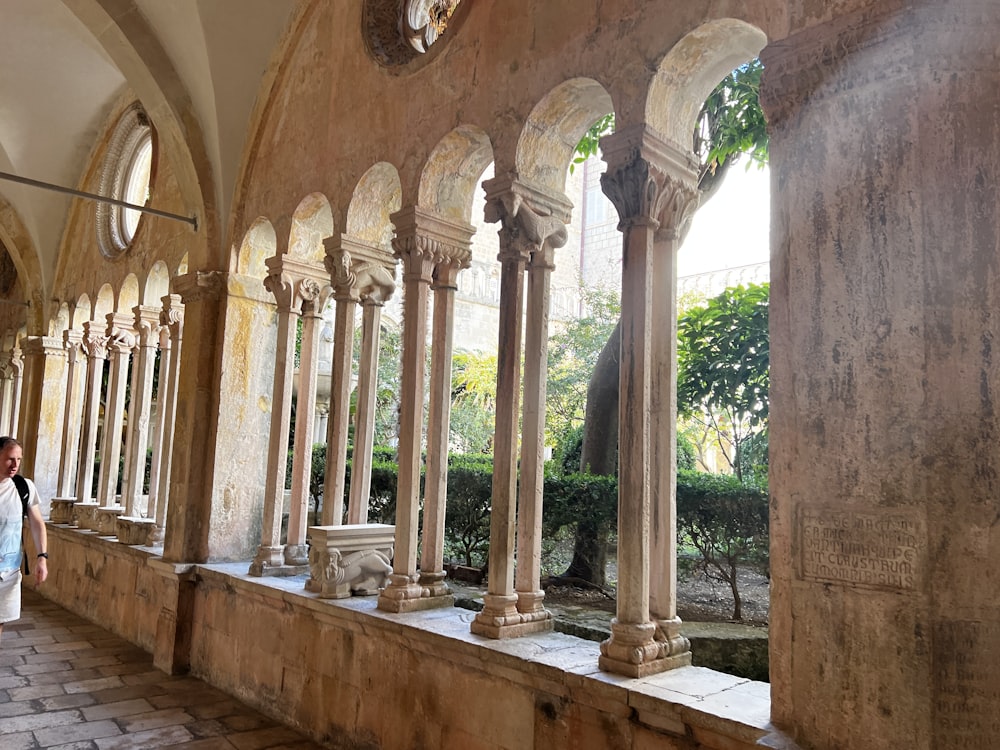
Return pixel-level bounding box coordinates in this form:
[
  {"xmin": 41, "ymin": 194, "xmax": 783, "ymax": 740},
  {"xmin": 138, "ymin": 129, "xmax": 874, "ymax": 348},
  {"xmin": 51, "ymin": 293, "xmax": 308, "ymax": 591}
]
[
  {"xmin": 13, "ymin": 474, "xmax": 28, "ymax": 517},
  {"xmin": 13, "ymin": 475, "xmax": 30, "ymax": 574}
]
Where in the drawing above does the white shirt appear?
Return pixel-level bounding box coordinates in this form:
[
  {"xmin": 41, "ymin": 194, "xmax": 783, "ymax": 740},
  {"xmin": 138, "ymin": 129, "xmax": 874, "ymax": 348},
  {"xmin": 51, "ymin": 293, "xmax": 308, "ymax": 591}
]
[{"xmin": 0, "ymin": 476, "xmax": 40, "ymax": 574}]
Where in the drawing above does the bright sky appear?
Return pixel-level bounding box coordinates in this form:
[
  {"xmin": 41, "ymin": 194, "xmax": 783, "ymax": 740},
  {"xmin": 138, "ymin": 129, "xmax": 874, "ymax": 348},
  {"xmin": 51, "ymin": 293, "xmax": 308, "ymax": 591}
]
[{"xmin": 677, "ymin": 162, "xmax": 770, "ymax": 278}]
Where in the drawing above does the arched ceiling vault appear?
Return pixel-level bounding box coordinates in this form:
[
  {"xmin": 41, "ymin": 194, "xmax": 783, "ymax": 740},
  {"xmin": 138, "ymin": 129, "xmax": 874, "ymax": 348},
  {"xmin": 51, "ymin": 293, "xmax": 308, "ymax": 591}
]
[{"xmin": 0, "ymin": 0, "xmax": 299, "ymax": 303}]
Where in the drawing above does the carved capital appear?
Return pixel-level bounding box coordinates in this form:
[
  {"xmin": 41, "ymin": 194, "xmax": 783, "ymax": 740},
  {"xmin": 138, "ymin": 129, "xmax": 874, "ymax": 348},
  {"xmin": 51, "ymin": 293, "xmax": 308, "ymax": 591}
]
[
  {"xmin": 81, "ymin": 325, "xmax": 109, "ymax": 360},
  {"xmin": 599, "ymin": 124, "xmax": 699, "ymax": 235},
  {"xmin": 132, "ymin": 305, "xmax": 163, "ymax": 347},
  {"xmin": 173, "ymin": 270, "xmax": 225, "ymax": 305},
  {"xmin": 264, "ymin": 254, "xmax": 333, "ymax": 313},
  {"xmin": 483, "ymin": 177, "xmax": 571, "ymax": 265},
  {"xmin": 391, "ymin": 206, "xmax": 474, "ymax": 286},
  {"xmin": 324, "ymin": 235, "xmax": 396, "ymax": 304}
]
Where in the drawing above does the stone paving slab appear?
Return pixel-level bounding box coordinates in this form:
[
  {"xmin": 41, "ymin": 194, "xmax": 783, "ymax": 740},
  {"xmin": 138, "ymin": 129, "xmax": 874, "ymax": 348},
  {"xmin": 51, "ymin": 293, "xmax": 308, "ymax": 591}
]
[{"xmin": 0, "ymin": 590, "xmax": 330, "ymax": 749}]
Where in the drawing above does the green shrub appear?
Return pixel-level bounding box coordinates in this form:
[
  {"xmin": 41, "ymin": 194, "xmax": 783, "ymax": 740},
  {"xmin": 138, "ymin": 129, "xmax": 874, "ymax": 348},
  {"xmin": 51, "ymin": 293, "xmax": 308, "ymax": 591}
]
[{"xmin": 676, "ymin": 470, "xmax": 769, "ymax": 621}]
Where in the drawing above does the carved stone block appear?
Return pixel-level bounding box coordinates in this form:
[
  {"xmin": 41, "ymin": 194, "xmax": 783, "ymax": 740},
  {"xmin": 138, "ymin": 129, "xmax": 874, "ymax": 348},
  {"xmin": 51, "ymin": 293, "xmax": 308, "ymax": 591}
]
[
  {"xmin": 95, "ymin": 507, "xmax": 125, "ymax": 536},
  {"xmin": 117, "ymin": 517, "xmax": 155, "ymax": 545},
  {"xmin": 49, "ymin": 497, "xmax": 76, "ymax": 525},
  {"xmin": 305, "ymin": 524, "xmax": 395, "ymax": 599},
  {"xmin": 73, "ymin": 501, "xmax": 100, "ymax": 530}
]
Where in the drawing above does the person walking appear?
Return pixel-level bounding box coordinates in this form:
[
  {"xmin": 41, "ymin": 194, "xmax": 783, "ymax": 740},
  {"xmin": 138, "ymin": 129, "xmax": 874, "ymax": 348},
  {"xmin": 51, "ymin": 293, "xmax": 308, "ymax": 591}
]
[{"xmin": 0, "ymin": 436, "xmax": 47, "ymax": 645}]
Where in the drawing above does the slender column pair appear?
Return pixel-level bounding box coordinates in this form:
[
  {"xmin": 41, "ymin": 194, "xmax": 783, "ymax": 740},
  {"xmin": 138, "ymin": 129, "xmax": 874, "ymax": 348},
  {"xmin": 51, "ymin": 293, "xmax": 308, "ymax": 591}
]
[
  {"xmin": 377, "ymin": 207, "xmax": 473, "ymax": 613},
  {"xmin": 0, "ymin": 349, "xmax": 23, "ymax": 437},
  {"xmin": 320, "ymin": 236, "xmax": 397, "ymax": 527},
  {"xmin": 249, "ymin": 255, "xmax": 331, "ymax": 575},
  {"xmin": 75, "ymin": 322, "xmax": 108, "ymax": 519},
  {"xmin": 146, "ymin": 294, "xmax": 184, "ymax": 545},
  {"xmin": 470, "ymin": 176, "xmax": 570, "ymax": 638},
  {"xmin": 597, "ymin": 124, "xmax": 699, "ymax": 677}
]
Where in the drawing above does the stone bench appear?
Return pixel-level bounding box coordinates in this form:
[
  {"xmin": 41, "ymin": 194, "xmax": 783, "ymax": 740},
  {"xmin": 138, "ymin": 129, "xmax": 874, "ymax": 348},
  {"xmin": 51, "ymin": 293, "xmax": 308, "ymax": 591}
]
[{"xmin": 305, "ymin": 523, "xmax": 394, "ymax": 599}]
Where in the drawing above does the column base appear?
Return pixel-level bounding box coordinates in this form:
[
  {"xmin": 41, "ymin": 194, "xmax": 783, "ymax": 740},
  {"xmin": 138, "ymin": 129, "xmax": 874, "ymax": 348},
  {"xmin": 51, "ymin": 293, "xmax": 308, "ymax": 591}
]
[
  {"xmin": 599, "ymin": 618, "xmax": 692, "ymax": 678},
  {"xmin": 248, "ymin": 545, "xmax": 305, "ymax": 577},
  {"xmin": 283, "ymin": 543, "xmax": 309, "ymax": 566},
  {"xmin": 147, "ymin": 524, "xmax": 165, "ymax": 547},
  {"xmin": 470, "ymin": 592, "xmax": 553, "ymax": 638},
  {"xmin": 377, "ymin": 572, "xmax": 455, "ymax": 613},
  {"xmin": 49, "ymin": 497, "xmax": 76, "ymax": 524}
]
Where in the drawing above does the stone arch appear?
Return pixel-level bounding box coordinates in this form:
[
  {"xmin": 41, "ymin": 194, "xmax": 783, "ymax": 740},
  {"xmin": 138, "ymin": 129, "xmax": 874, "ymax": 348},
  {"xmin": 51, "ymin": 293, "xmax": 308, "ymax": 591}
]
[
  {"xmin": 144, "ymin": 261, "xmax": 171, "ymax": 304},
  {"xmin": 73, "ymin": 295, "xmax": 93, "ymax": 330},
  {"xmin": 515, "ymin": 78, "xmax": 615, "ymax": 194},
  {"xmin": 118, "ymin": 274, "xmax": 140, "ymax": 312},
  {"xmin": 288, "ymin": 193, "xmax": 334, "ymax": 263},
  {"xmin": 0, "ymin": 195, "xmax": 46, "ymax": 335},
  {"xmin": 418, "ymin": 126, "xmax": 494, "ymax": 223},
  {"xmin": 236, "ymin": 218, "xmax": 276, "ymax": 279},
  {"xmin": 645, "ymin": 18, "xmax": 767, "ymax": 149},
  {"xmin": 346, "ymin": 163, "xmax": 402, "ymax": 249},
  {"xmin": 94, "ymin": 284, "xmax": 115, "ymax": 322},
  {"xmin": 49, "ymin": 302, "xmax": 71, "ymax": 338}
]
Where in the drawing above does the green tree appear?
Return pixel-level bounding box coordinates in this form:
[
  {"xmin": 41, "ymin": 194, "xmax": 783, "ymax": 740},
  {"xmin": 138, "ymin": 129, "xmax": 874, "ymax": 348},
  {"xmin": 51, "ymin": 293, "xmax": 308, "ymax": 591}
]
[
  {"xmin": 450, "ymin": 349, "xmax": 498, "ymax": 454},
  {"xmin": 677, "ymin": 283, "xmax": 769, "ymax": 485}
]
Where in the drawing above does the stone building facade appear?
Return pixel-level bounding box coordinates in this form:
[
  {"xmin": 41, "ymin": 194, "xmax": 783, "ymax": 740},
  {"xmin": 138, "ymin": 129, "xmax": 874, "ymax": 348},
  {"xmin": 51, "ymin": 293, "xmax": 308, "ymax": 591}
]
[{"xmin": 1, "ymin": 2, "xmax": 997, "ymax": 749}]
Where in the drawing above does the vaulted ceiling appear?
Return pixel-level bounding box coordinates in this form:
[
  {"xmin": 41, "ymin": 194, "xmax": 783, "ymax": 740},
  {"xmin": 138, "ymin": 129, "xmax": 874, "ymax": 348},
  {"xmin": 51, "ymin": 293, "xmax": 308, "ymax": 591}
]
[{"xmin": 0, "ymin": 0, "xmax": 299, "ymax": 286}]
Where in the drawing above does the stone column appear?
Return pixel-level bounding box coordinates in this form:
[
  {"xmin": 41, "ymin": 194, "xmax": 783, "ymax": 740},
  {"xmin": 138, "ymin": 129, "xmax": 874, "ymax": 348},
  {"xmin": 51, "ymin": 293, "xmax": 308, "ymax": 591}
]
[
  {"xmin": 95, "ymin": 312, "xmax": 135, "ymax": 534},
  {"xmin": 0, "ymin": 354, "xmax": 12, "ymax": 435},
  {"xmin": 147, "ymin": 295, "xmax": 183, "ymax": 546},
  {"xmin": 17, "ymin": 336, "xmax": 68, "ymax": 510},
  {"xmin": 286, "ymin": 280, "xmax": 331, "ymax": 565},
  {"xmin": 348, "ymin": 298, "xmax": 383, "ymax": 523},
  {"xmin": 74, "ymin": 323, "xmax": 108, "ymax": 525},
  {"xmin": 379, "ymin": 208, "xmax": 473, "ymax": 613},
  {"xmin": 121, "ymin": 306, "xmax": 161, "ymax": 519},
  {"xmin": 471, "ymin": 176, "xmax": 569, "ymax": 639},
  {"xmin": 250, "ymin": 255, "xmax": 325, "ymax": 575},
  {"xmin": 321, "ymin": 236, "xmax": 361, "ymax": 525},
  {"xmin": 759, "ymin": 6, "xmax": 1000, "ymax": 748},
  {"xmin": 515, "ymin": 242, "xmax": 557, "ymax": 625},
  {"xmin": 597, "ymin": 125, "xmax": 695, "ymax": 676},
  {"xmin": 7, "ymin": 348, "xmax": 23, "ymax": 437},
  {"xmin": 56, "ymin": 329, "xmax": 85, "ymax": 497}
]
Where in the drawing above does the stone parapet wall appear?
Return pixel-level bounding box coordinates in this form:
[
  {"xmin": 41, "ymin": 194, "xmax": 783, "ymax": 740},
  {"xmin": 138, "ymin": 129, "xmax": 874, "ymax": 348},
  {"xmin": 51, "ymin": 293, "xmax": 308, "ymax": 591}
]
[{"xmin": 33, "ymin": 527, "xmax": 788, "ymax": 749}]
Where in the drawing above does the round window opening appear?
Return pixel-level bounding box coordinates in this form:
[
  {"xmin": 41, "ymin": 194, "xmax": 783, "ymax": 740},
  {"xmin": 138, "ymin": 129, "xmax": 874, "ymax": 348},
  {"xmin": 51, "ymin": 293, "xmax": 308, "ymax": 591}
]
[
  {"xmin": 364, "ymin": 0, "xmax": 462, "ymax": 68},
  {"xmin": 97, "ymin": 104, "xmax": 155, "ymax": 257}
]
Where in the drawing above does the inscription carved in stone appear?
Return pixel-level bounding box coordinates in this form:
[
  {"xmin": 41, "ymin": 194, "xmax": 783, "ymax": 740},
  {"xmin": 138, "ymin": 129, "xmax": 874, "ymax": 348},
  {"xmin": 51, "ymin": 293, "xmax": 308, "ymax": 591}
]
[
  {"xmin": 934, "ymin": 620, "xmax": 1000, "ymax": 749},
  {"xmin": 798, "ymin": 507, "xmax": 921, "ymax": 590}
]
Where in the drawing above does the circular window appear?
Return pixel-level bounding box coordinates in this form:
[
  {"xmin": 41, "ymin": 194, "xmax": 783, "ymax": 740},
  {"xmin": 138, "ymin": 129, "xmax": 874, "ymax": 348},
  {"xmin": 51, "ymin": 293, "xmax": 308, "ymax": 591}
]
[
  {"xmin": 97, "ymin": 104, "xmax": 155, "ymax": 257},
  {"xmin": 364, "ymin": 0, "xmax": 462, "ymax": 68}
]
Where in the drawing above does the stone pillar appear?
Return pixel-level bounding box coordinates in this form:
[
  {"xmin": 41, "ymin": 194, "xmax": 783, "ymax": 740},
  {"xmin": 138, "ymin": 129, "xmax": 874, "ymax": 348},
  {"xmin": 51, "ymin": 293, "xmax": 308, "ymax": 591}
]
[
  {"xmin": 0, "ymin": 354, "xmax": 12, "ymax": 435},
  {"xmin": 147, "ymin": 295, "xmax": 183, "ymax": 546},
  {"xmin": 379, "ymin": 208, "xmax": 473, "ymax": 613},
  {"xmin": 250, "ymin": 255, "xmax": 327, "ymax": 575},
  {"xmin": 162, "ymin": 271, "xmax": 225, "ymax": 564},
  {"xmin": 597, "ymin": 125, "xmax": 695, "ymax": 676},
  {"xmin": 471, "ymin": 176, "xmax": 569, "ymax": 639},
  {"xmin": 321, "ymin": 237, "xmax": 362, "ymax": 525},
  {"xmin": 56, "ymin": 329, "xmax": 85, "ymax": 498},
  {"xmin": 514, "ymin": 242, "xmax": 557, "ymax": 625},
  {"xmin": 349, "ymin": 299, "xmax": 383, "ymax": 523},
  {"xmin": 6, "ymin": 348, "xmax": 23, "ymax": 437},
  {"xmin": 760, "ymin": 5, "xmax": 1000, "ymax": 748},
  {"xmin": 286, "ymin": 280, "xmax": 331, "ymax": 565},
  {"xmin": 74, "ymin": 323, "xmax": 108, "ymax": 524},
  {"xmin": 95, "ymin": 313, "xmax": 135, "ymax": 534},
  {"xmin": 121, "ymin": 306, "xmax": 161, "ymax": 519},
  {"xmin": 321, "ymin": 236, "xmax": 396, "ymax": 527},
  {"xmin": 17, "ymin": 337, "xmax": 68, "ymax": 510}
]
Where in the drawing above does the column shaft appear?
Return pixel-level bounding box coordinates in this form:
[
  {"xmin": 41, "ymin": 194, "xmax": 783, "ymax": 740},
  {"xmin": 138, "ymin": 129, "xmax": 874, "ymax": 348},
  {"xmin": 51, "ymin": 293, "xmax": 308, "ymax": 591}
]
[
  {"xmin": 322, "ymin": 294, "xmax": 357, "ymax": 525},
  {"xmin": 56, "ymin": 330, "xmax": 85, "ymax": 498},
  {"xmin": 347, "ymin": 301, "xmax": 382, "ymax": 524}
]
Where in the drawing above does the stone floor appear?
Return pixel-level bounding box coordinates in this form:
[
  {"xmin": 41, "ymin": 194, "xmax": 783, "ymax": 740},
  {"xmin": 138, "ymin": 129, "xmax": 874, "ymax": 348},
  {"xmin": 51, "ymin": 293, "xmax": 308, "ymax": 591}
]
[{"xmin": 0, "ymin": 589, "xmax": 327, "ymax": 750}]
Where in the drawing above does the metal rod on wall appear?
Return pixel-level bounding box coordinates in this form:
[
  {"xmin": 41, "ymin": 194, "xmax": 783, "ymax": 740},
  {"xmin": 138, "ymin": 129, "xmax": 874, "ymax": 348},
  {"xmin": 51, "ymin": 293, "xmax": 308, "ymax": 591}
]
[{"xmin": 0, "ymin": 170, "xmax": 198, "ymax": 229}]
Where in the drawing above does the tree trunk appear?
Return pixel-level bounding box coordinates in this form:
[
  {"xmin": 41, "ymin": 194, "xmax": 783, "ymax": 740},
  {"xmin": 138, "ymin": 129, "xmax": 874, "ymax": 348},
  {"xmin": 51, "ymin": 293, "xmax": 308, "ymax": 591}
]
[{"xmin": 561, "ymin": 321, "xmax": 621, "ymax": 586}]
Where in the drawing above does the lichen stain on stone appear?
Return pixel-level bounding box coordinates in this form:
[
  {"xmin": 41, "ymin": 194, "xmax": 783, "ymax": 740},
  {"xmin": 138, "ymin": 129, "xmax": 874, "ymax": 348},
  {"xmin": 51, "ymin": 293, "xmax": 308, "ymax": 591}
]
[{"xmin": 259, "ymin": 395, "xmax": 272, "ymax": 413}]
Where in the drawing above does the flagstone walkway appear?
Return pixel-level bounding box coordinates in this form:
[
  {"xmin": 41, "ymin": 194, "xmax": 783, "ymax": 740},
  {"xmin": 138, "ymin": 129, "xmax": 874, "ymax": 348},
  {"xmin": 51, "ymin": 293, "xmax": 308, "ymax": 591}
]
[{"xmin": 0, "ymin": 589, "xmax": 327, "ymax": 749}]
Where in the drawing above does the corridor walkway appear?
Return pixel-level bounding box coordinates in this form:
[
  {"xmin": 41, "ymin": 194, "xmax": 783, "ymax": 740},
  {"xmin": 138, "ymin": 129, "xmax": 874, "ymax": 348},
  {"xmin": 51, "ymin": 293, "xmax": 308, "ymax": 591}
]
[{"xmin": 0, "ymin": 589, "xmax": 327, "ymax": 749}]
